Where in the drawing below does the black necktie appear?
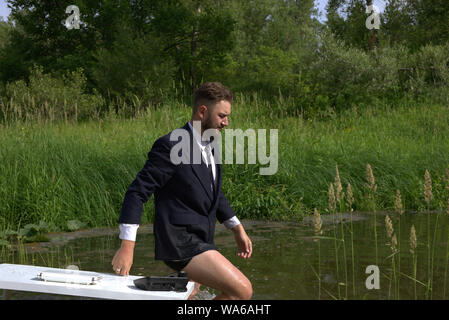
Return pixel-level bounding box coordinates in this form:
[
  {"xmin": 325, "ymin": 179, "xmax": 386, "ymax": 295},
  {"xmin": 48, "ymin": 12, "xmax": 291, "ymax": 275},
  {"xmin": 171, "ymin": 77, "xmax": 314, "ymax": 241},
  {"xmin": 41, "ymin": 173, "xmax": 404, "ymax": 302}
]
[{"xmin": 205, "ymin": 145, "xmax": 216, "ymax": 194}]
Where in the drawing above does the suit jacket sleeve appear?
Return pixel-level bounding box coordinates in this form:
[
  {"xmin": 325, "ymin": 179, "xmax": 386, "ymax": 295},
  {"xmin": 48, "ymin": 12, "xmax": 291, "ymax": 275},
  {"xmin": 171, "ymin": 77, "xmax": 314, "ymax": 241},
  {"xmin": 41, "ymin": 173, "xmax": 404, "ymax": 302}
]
[
  {"xmin": 216, "ymin": 189, "xmax": 236, "ymax": 223},
  {"xmin": 119, "ymin": 137, "xmax": 177, "ymax": 224}
]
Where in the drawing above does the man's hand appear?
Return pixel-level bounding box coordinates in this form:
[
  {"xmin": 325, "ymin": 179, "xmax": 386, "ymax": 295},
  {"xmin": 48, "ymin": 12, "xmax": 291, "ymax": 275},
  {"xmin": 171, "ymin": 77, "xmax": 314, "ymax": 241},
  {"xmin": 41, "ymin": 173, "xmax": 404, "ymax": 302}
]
[
  {"xmin": 111, "ymin": 240, "xmax": 135, "ymax": 276},
  {"xmin": 232, "ymin": 224, "xmax": 252, "ymax": 259}
]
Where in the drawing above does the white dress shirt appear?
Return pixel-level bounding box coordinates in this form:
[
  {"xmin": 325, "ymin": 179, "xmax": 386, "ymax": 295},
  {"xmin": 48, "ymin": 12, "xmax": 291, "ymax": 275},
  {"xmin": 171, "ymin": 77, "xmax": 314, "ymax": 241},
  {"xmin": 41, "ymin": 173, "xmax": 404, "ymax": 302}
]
[{"xmin": 119, "ymin": 121, "xmax": 240, "ymax": 241}]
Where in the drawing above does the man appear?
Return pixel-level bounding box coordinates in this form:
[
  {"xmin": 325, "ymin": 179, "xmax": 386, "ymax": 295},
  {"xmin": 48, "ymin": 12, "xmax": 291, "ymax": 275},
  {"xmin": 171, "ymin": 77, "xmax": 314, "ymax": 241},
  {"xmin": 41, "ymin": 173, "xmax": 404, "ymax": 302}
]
[{"xmin": 111, "ymin": 82, "xmax": 253, "ymax": 300}]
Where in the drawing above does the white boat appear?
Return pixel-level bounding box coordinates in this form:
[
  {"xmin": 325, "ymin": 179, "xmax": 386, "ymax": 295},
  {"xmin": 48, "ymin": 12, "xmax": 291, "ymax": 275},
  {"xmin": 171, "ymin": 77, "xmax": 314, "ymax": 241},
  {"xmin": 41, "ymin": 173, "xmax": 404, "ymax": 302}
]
[{"xmin": 0, "ymin": 263, "xmax": 194, "ymax": 300}]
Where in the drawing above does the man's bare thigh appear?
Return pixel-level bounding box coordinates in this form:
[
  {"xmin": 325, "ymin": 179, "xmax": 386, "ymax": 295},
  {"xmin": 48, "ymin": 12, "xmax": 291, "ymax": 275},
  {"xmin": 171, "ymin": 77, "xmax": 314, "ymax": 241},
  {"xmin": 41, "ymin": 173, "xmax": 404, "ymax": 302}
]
[{"xmin": 183, "ymin": 249, "xmax": 252, "ymax": 299}]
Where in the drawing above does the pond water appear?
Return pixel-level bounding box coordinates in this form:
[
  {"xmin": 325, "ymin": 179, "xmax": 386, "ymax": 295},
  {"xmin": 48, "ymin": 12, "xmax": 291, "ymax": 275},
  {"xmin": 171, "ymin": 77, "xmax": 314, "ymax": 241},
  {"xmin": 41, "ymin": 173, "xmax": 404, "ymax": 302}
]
[{"xmin": 2, "ymin": 211, "xmax": 449, "ymax": 300}]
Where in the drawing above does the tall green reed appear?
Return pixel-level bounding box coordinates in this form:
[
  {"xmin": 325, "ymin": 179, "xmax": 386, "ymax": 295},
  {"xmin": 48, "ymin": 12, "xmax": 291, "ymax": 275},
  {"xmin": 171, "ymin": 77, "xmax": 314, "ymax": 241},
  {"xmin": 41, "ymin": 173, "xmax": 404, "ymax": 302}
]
[
  {"xmin": 2, "ymin": 98, "xmax": 449, "ymax": 233},
  {"xmin": 424, "ymin": 169, "xmax": 434, "ymax": 299},
  {"xmin": 313, "ymin": 208, "xmax": 323, "ymax": 299},
  {"xmin": 365, "ymin": 164, "xmax": 379, "ymax": 299},
  {"xmin": 334, "ymin": 165, "xmax": 348, "ymax": 299},
  {"xmin": 384, "ymin": 214, "xmax": 398, "ymax": 299},
  {"xmin": 346, "ymin": 183, "xmax": 356, "ymax": 297},
  {"xmin": 410, "ymin": 224, "xmax": 418, "ymax": 299},
  {"xmin": 444, "ymin": 169, "xmax": 449, "ymax": 298},
  {"xmin": 328, "ymin": 182, "xmax": 341, "ymax": 299},
  {"xmin": 0, "ymin": 238, "xmax": 77, "ymax": 269},
  {"xmin": 394, "ymin": 189, "xmax": 403, "ymax": 300}
]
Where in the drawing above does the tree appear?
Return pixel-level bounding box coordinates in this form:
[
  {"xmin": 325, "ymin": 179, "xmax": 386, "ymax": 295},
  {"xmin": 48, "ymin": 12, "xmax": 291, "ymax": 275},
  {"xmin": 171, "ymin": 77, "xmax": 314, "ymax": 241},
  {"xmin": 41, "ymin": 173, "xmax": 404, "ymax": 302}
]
[
  {"xmin": 326, "ymin": 0, "xmax": 347, "ymax": 41},
  {"xmin": 327, "ymin": 0, "xmax": 379, "ymax": 50},
  {"xmin": 91, "ymin": 25, "xmax": 176, "ymax": 109},
  {"xmin": 382, "ymin": 0, "xmax": 412, "ymax": 47},
  {"xmin": 149, "ymin": 0, "xmax": 236, "ymax": 96},
  {"xmin": 215, "ymin": 0, "xmax": 319, "ymax": 98},
  {"xmin": 405, "ymin": 0, "xmax": 449, "ymax": 50},
  {"xmin": 0, "ymin": 17, "xmax": 13, "ymax": 50},
  {"xmin": 326, "ymin": 0, "xmax": 449, "ymax": 51},
  {"xmin": 0, "ymin": 0, "xmax": 131, "ymax": 85}
]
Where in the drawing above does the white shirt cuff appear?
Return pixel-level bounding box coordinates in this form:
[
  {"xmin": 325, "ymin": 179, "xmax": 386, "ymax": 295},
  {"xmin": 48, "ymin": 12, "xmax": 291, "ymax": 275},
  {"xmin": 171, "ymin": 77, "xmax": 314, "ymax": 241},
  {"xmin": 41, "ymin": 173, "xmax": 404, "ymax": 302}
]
[
  {"xmin": 223, "ymin": 216, "xmax": 241, "ymax": 229},
  {"xmin": 120, "ymin": 217, "xmax": 239, "ymax": 239},
  {"xmin": 119, "ymin": 224, "xmax": 139, "ymax": 241}
]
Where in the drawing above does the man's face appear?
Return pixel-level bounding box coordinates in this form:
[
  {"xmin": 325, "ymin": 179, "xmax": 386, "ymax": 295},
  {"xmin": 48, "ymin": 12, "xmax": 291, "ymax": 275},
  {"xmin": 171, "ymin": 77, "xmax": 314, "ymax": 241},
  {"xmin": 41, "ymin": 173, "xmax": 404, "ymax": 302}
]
[{"xmin": 203, "ymin": 100, "xmax": 231, "ymax": 133}]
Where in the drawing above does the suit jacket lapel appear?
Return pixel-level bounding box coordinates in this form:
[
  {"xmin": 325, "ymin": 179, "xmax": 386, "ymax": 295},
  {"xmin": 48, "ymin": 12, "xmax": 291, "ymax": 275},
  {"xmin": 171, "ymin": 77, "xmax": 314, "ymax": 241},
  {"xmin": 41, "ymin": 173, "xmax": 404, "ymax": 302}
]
[
  {"xmin": 208, "ymin": 163, "xmax": 221, "ymax": 210},
  {"xmin": 191, "ymin": 162, "xmax": 214, "ymax": 201}
]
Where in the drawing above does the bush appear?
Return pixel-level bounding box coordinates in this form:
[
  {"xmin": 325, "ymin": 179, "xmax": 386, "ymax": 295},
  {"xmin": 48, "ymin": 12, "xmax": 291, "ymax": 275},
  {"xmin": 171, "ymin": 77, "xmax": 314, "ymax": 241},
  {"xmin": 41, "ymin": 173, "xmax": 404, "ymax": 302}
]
[
  {"xmin": 2, "ymin": 65, "xmax": 105, "ymax": 122},
  {"xmin": 309, "ymin": 32, "xmax": 373, "ymax": 112},
  {"xmin": 413, "ymin": 43, "xmax": 449, "ymax": 89},
  {"xmin": 302, "ymin": 33, "xmax": 449, "ymax": 115}
]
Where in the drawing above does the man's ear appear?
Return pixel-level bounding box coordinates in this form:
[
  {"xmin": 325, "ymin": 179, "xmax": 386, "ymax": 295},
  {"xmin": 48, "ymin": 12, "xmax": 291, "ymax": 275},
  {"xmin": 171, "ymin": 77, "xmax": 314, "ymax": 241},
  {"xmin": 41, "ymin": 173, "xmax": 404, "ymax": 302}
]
[{"xmin": 198, "ymin": 105, "xmax": 208, "ymax": 119}]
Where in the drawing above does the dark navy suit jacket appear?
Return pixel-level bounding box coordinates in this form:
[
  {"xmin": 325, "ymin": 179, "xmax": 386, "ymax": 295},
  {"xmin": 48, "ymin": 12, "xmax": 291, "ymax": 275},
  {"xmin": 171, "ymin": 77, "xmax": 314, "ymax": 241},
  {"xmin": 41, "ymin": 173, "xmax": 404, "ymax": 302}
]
[{"xmin": 118, "ymin": 122, "xmax": 235, "ymax": 260}]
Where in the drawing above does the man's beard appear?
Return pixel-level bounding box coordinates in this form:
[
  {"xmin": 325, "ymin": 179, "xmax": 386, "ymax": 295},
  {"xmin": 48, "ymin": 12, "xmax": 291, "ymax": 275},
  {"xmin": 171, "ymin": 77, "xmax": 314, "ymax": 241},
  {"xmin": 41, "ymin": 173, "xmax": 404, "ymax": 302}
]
[
  {"xmin": 202, "ymin": 114, "xmax": 221, "ymax": 143},
  {"xmin": 203, "ymin": 114, "xmax": 216, "ymax": 131}
]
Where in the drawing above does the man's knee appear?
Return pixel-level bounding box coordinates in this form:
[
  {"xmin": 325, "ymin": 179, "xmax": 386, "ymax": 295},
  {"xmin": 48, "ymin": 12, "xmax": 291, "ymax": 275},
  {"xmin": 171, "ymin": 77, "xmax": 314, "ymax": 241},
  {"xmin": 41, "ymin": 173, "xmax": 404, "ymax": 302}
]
[
  {"xmin": 229, "ymin": 277, "xmax": 253, "ymax": 300},
  {"xmin": 240, "ymin": 280, "xmax": 253, "ymax": 300}
]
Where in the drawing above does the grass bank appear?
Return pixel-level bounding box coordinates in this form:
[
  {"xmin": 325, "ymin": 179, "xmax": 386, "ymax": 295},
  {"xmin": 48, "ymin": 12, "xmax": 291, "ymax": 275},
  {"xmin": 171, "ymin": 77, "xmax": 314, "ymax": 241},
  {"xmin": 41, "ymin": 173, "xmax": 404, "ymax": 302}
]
[{"xmin": 1, "ymin": 96, "xmax": 449, "ymax": 237}]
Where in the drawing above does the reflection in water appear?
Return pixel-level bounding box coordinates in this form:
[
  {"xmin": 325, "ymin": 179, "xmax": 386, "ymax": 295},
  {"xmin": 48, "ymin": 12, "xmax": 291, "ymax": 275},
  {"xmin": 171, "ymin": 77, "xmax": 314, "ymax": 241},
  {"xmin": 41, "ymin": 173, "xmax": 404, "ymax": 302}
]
[{"xmin": 2, "ymin": 212, "xmax": 449, "ymax": 299}]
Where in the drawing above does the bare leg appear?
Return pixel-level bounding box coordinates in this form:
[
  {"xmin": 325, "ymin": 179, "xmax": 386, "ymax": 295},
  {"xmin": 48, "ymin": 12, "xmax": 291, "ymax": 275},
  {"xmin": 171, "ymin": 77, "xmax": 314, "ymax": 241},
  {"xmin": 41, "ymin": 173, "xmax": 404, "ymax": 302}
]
[
  {"xmin": 187, "ymin": 282, "xmax": 201, "ymax": 300},
  {"xmin": 182, "ymin": 250, "xmax": 252, "ymax": 300}
]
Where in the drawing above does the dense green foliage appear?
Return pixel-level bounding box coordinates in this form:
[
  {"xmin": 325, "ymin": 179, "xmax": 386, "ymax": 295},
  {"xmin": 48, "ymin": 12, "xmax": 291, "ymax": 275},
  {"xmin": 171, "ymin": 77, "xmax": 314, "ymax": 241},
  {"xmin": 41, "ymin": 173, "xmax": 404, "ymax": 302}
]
[
  {"xmin": 0, "ymin": 0, "xmax": 448, "ymax": 119},
  {"xmin": 0, "ymin": 1, "xmax": 448, "ymax": 235},
  {"xmin": 1, "ymin": 99, "xmax": 449, "ymax": 234}
]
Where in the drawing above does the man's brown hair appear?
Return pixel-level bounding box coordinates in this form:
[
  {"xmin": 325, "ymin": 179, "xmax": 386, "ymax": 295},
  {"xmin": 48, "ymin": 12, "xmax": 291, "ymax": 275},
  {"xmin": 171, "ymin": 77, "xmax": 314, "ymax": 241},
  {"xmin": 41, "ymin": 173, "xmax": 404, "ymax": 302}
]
[{"xmin": 193, "ymin": 82, "xmax": 234, "ymax": 113}]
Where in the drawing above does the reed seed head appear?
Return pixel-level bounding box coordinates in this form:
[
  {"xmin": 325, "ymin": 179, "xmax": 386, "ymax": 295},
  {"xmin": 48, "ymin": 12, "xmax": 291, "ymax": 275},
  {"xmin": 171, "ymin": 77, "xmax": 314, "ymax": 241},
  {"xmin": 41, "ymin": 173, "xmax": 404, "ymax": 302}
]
[
  {"xmin": 385, "ymin": 215, "xmax": 394, "ymax": 238},
  {"xmin": 328, "ymin": 183, "xmax": 336, "ymax": 213},
  {"xmin": 346, "ymin": 183, "xmax": 354, "ymax": 210},
  {"xmin": 366, "ymin": 164, "xmax": 377, "ymax": 193},
  {"xmin": 410, "ymin": 225, "xmax": 417, "ymax": 255},
  {"xmin": 391, "ymin": 233, "xmax": 398, "ymax": 253},
  {"xmin": 424, "ymin": 169, "xmax": 433, "ymax": 206},
  {"xmin": 313, "ymin": 208, "xmax": 323, "ymax": 236},
  {"xmin": 395, "ymin": 189, "xmax": 403, "ymax": 216},
  {"xmin": 334, "ymin": 165, "xmax": 344, "ymax": 204}
]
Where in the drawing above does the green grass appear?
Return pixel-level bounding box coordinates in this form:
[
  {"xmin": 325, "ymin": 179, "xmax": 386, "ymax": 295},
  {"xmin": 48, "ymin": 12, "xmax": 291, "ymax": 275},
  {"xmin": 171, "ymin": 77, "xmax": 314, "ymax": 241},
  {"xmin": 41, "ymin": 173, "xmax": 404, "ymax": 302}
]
[{"xmin": 1, "ymin": 95, "xmax": 449, "ymax": 234}]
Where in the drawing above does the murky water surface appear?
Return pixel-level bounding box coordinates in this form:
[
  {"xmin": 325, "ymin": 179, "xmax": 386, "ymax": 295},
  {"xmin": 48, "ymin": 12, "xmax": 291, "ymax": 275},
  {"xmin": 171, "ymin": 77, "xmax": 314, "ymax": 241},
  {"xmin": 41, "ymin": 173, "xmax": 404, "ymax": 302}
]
[{"xmin": 2, "ymin": 212, "xmax": 449, "ymax": 299}]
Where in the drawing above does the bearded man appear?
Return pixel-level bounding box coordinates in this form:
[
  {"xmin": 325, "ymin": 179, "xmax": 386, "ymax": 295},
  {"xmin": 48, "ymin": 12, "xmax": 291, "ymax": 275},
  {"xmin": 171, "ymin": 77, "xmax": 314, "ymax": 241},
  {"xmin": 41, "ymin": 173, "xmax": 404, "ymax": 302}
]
[{"xmin": 112, "ymin": 82, "xmax": 253, "ymax": 300}]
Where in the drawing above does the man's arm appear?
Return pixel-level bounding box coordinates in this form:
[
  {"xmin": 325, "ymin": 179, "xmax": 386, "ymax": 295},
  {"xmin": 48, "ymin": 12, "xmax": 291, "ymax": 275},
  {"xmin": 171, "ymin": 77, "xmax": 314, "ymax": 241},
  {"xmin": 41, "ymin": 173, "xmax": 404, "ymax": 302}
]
[
  {"xmin": 113, "ymin": 137, "xmax": 177, "ymax": 275},
  {"xmin": 216, "ymin": 189, "xmax": 237, "ymax": 223},
  {"xmin": 119, "ymin": 224, "xmax": 139, "ymax": 241},
  {"xmin": 119, "ymin": 137, "xmax": 178, "ymax": 224},
  {"xmin": 217, "ymin": 191, "xmax": 252, "ymax": 259},
  {"xmin": 223, "ymin": 216, "xmax": 241, "ymax": 229},
  {"xmin": 231, "ymin": 223, "xmax": 252, "ymax": 259},
  {"xmin": 112, "ymin": 239, "xmax": 135, "ymax": 276}
]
